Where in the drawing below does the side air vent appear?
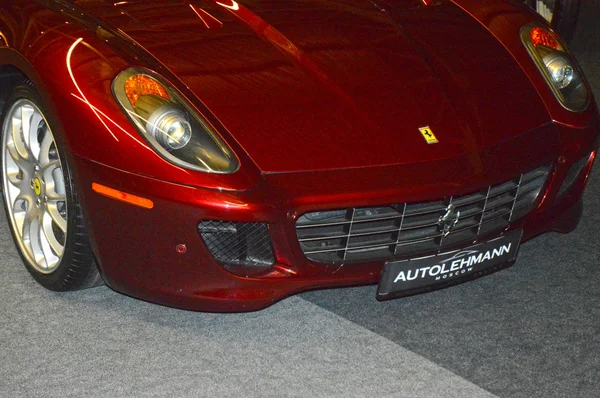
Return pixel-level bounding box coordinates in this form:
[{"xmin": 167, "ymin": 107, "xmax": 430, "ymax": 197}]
[
  {"xmin": 557, "ymin": 153, "xmax": 593, "ymax": 197},
  {"xmin": 198, "ymin": 221, "xmax": 275, "ymax": 273}
]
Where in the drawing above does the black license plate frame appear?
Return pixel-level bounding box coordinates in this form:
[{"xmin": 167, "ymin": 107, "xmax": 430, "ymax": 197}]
[{"xmin": 376, "ymin": 230, "xmax": 523, "ymax": 300}]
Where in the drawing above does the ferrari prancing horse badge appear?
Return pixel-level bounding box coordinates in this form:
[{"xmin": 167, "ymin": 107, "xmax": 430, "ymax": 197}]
[{"xmin": 419, "ymin": 126, "xmax": 439, "ymax": 144}]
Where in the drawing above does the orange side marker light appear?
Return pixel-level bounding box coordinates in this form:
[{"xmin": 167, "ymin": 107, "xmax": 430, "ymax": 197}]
[{"xmin": 92, "ymin": 183, "xmax": 154, "ymax": 209}]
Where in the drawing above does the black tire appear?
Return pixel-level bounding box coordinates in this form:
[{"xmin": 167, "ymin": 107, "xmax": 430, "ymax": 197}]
[
  {"xmin": 551, "ymin": 0, "xmax": 581, "ymax": 43},
  {"xmin": 0, "ymin": 84, "xmax": 102, "ymax": 291}
]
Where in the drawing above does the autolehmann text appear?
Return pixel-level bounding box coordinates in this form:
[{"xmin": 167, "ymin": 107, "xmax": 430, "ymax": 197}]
[{"xmin": 393, "ymin": 243, "xmax": 512, "ymax": 283}]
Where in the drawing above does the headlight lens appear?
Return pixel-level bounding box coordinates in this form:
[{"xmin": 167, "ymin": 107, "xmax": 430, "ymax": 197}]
[
  {"xmin": 520, "ymin": 25, "xmax": 589, "ymax": 112},
  {"xmin": 544, "ymin": 53, "xmax": 574, "ymax": 89},
  {"xmin": 112, "ymin": 68, "xmax": 239, "ymax": 173}
]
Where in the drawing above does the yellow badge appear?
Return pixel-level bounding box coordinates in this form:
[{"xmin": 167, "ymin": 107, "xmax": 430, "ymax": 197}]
[
  {"xmin": 33, "ymin": 178, "xmax": 42, "ymax": 196},
  {"xmin": 419, "ymin": 126, "xmax": 438, "ymax": 144}
]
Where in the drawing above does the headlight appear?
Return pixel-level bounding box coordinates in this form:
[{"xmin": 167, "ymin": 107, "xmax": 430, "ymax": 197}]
[
  {"xmin": 112, "ymin": 68, "xmax": 239, "ymax": 173},
  {"xmin": 520, "ymin": 25, "xmax": 589, "ymax": 112}
]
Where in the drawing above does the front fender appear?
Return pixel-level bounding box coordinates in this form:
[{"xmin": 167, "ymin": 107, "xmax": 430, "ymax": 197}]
[{"xmin": 0, "ymin": 1, "xmax": 259, "ymax": 191}]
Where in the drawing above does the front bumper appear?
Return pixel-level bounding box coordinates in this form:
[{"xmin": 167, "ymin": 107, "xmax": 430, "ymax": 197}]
[{"xmin": 73, "ymin": 122, "xmax": 598, "ymax": 312}]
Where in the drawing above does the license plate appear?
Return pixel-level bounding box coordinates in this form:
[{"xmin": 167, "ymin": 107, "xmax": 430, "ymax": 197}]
[{"xmin": 377, "ymin": 230, "xmax": 523, "ymax": 300}]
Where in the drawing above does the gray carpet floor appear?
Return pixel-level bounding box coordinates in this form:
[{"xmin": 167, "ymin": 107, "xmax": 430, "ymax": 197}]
[{"xmin": 1, "ymin": 3, "xmax": 600, "ymax": 397}]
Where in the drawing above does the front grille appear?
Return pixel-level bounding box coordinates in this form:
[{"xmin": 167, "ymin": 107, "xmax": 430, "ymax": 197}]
[
  {"xmin": 198, "ymin": 221, "xmax": 275, "ymax": 269},
  {"xmin": 296, "ymin": 166, "xmax": 550, "ymax": 264}
]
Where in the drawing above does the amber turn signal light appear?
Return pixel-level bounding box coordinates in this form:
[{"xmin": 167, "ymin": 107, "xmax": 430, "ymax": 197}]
[
  {"xmin": 530, "ymin": 27, "xmax": 559, "ymax": 50},
  {"xmin": 92, "ymin": 183, "xmax": 154, "ymax": 209},
  {"xmin": 124, "ymin": 74, "xmax": 169, "ymax": 108}
]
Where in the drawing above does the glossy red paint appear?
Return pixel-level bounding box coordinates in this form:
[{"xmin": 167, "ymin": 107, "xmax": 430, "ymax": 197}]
[
  {"xmin": 0, "ymin": 0, "xmax": 598, "ymax": 311},
  {"xmin": 69, "ymin": 0, "xmax": 557, "ymax": 174}
]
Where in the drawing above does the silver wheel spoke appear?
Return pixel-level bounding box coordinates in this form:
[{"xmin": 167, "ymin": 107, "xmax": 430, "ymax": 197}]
[
  {"xmin": 41, "ymin": 212, "xmax": 63, "ymax": 262},
  {"xmin": 46, "ymin": 191, "xmax": 66, "ymax": 202},
  {"xmin": 13, "ymin": 191, "xmax": 33, "ymax": 212},
  {"xmin": 20, "ymin": 105, "xmax": 33, "ymax": 155},
  {"xmin": 11, "ymin": 111, "xmax": 35, "ymax": 163},
  {"xmin": 22, "ymin": 212, "xmax": 42, "ymax": 264},
  {"xmin": 7, "ymin": 139, "xmax": 31, "ymax": 173},
  {"xmin": 42, "ymin": 159, "xmax": 60, "ymax": 174},
  {"xmin": 33, "ymin": 214, "xmax": 56, "ymax": 270},
  {"xmin": 43, "ymin": 161, "xmax": 65, "ymax": 203},
  {"xmin": 46, "ymin": 201, "xmax": 67, "ymax": 233},
  {"xmin": 28, "ymin": 109, "xmax": 43, "ymax": 163},
  {"xmin": 6, "ymin": 167, "xmax": 22, "ymax": 187},
  {"xmin": 11, "ymin": 113, "xmax": 26, "ymax": 160},
  {"xmin": 38, "ymin": 127, "xmax": 54, "ymax": 166},
  {"xmin": 11, "ymin": 194, "xmax": 29, "ymax": 240}
]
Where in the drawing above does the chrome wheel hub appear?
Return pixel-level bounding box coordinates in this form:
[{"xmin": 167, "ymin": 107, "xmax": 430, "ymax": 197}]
[{"xmin": 2, "ymin": 99, "xmax": 67, "ymax": 274}]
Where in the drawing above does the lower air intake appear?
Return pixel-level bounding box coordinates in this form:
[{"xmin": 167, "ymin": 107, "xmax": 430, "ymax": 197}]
[
  {"xmin": 198, "ymin": 221, "xmax": 275, "ymax": 272},
  {"xmin": 557, "ymin": 153, "xmax": 592, "ymax": 197},
  {"xmin": 296, "ymin": 166, "xmax": 550, "ymax": 264}
]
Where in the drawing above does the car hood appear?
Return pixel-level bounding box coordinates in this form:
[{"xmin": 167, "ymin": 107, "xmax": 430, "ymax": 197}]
[{"xmin": 74, "ymin": 0, "xmax": 550, "ymax": 173}]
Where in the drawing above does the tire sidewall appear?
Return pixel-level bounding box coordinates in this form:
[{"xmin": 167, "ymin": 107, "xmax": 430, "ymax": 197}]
[
  {"xmin": 551, "ymin": 0, "xmax": 581, "ymax": 43},
  {"xmin": 0, "ymin": 84, "xmax": 81, "ymax": 290}
]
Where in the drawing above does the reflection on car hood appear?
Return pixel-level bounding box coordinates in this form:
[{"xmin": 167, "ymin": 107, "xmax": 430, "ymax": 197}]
[{"xmin": 75, "ymin": 0, "xmax": 550, "ymax": 173}]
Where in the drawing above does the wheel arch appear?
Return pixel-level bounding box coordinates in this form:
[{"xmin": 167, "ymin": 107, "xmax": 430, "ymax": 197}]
[{"xmin": 0, "ymin": 49, "xmax": 58, "ymax": 130}]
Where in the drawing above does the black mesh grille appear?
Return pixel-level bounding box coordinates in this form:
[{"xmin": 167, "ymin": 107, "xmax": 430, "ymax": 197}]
[
  {"xmin": 198, "ymin": 221, "xmax": 275, "ymax": 268},
  {"xmin": 297, "ymin": 166, "xmax": 550, "ymax": 264},
  {"xmin": 558, "ymin": 154, "xmax": 590, "ymax": 197}
]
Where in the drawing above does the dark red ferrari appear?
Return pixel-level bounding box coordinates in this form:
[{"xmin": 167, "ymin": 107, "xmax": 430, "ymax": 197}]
[{"xmin": 0, "ymin": 0, "xmax": 597, "ymax": 312}]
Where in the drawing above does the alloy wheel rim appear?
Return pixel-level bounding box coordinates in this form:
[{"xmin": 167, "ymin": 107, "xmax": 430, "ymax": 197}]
[
  {"xmin": 535, "ymin": 0, "xmax": 556, "ymax": 23},
  {"xmin": 2, "ymin": 99, "xmax": 68, "ymax": 274}
]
